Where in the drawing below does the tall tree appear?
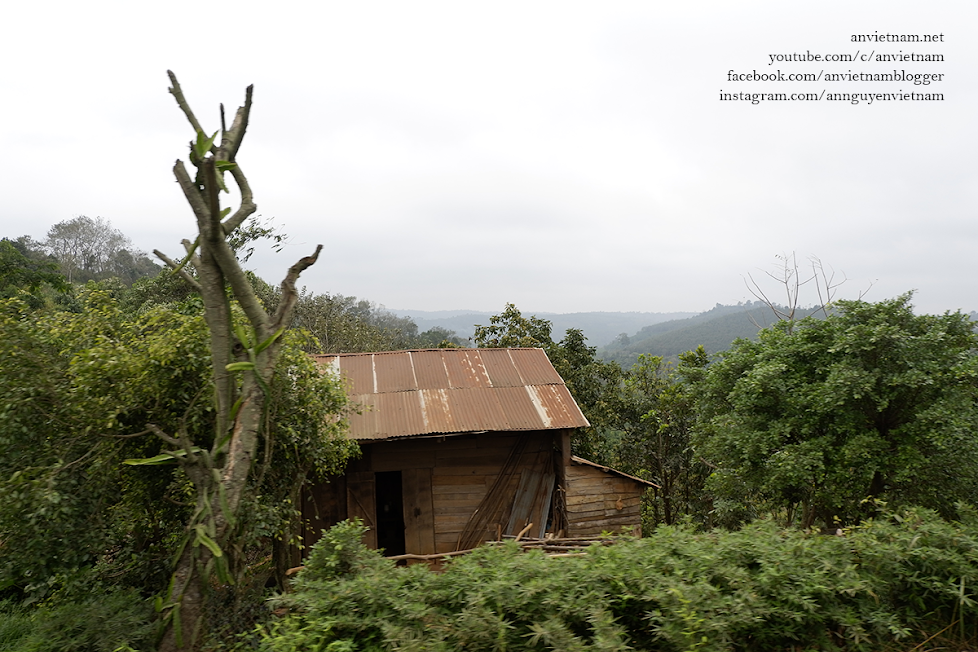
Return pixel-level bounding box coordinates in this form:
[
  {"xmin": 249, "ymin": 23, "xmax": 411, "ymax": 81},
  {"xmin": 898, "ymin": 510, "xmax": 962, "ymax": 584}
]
[
  {"xmin": 612, "ymin": 350, "xmax": 711, "ymax": 528},
  {"xmin": 148, "ymin": 71, "xmax": 337, "ymax": 651},
  {"xmin": 0, "ymin": 238, "xmax": 68, "ymax": 307},
  {"xmin": 692, "ymin": 294, "xmax": 978, "ymax": 529}
]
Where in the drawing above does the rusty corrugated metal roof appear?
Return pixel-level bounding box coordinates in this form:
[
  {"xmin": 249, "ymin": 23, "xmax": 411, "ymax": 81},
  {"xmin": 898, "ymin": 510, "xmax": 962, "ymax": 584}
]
[{"xmin": 312, "ymin": 348, "xmax": 590, "ymax": 440}]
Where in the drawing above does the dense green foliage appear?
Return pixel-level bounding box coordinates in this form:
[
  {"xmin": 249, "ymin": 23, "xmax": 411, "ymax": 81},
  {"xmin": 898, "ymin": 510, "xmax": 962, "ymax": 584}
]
[
  {"xmin": 608, "ymin": 351, "xmax": 712, "ymax": 528},
  {"xmin": 262, "ymin": 511, "xmax": 978, "ymax": 651},
  {"xmin": 0, "ymin": 285, "xmax": 356, "ymax": 605},
  {"xmin": 0, "ymin": 590, "xmax": 153, "ymax": 652},
  {"xmin": 7, "ymin": 211, "xmax": 978, "ymax": 652},
  {"xmin": 0, "ymin": 238, "xmax": 69, "ymax": 308},
  {"xmin": 691, "ymin": 294, "xmax": 978, "ymax": 529}
]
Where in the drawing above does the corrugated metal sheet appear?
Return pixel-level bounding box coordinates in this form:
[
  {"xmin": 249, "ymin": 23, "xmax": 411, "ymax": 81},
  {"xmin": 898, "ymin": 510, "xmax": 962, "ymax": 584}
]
[{"xmin": 313, "ymin": 349, "xmax": 590, "ymax": 440}]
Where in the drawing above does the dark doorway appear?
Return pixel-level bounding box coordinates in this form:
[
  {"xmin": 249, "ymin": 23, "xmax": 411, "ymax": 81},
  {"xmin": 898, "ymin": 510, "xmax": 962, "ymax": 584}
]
[{"xmin": 375, "ymin": 471, "xmax": 405, "ymax": 556}]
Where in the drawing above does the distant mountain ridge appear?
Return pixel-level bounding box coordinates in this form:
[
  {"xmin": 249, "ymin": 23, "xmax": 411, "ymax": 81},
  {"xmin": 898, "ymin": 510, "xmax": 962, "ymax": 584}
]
[
  {"xmin": 389, "ymin": 309, "xmax": 697, "ymax": 348},
  {"xmin": 598, "ymin": 302, "xmax": 823, "ymax": 366}
]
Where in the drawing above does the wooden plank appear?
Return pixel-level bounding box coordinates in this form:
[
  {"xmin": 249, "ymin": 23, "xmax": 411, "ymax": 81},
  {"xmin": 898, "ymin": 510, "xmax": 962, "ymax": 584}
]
[
  {"xmin": 566, "ymin": 475, "xmax": 618, "ymax": 489},
  {"xmin": 435, "ymin": 454, "xmax": 509, "ymax": 468},
  {"xmin": 431, "ymin": 473, "xmax": 493, "ymax": 486},
  {"xmin": 566, "ymin": 494, "xmax": 642, "ymax": 508},
  {"xmin": 533, "ymin": 471, "xmax": 556, "ymax": 539},
  {"xmin": 567, "ymin": 499, "xmax": 642, "ymax": 512},
  {"xmin": 428, "ymin": 435, "xmax": 480, "ymax": 450},
  {"xmin": 346, "ymin": 471, "xmax": 377, "ymax": 549},
  {"xmin": 433, "ymin": 503, "xmax": 482, "ymax": 516},
  {"xmin": 402, "ymin": 468, "xmax": 435, "ymax": 555},
  {"xmin": 301, "ymin": 476, "xmax": 347, "ymax": 552},
  {"xmin": 560, "ymin": 431, "xmax": 571, "ymax": 470},
  {"xmin": 505, "ymin": 468, "xmax": 539, "ymax": 535},
  {"xmin": 568, "ymin": 515, "xmax": 641, "ymax": 531},
  {"xmin": 431, "ymin": 491, "xmax": 487, "ymax": 502},
  {"xmin": 432, "ymin": 466, "xmax": 505, "ymax": 478},
  {"xmin": 476, "ymin": 433, "xmax": 518, "ymax": 449},
  {"xmin": 433, "ymin": 517, "xmax": 481, "ymax": 531},
  {"xmin": 371, "ymin": 450, "xmax": 436, "ymax": 472},
  {"xmin": 568, "ymin": 506, "xmax": 641, "ymax": 520},
  {"xmin": 434, "ymin": 446, "xmax": 512, "ymax": 462}
]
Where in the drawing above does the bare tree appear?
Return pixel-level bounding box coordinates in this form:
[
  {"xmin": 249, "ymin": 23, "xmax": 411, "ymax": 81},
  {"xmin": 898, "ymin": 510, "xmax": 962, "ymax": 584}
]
[
  {"xmin": 45, "ymin": 215, "xmax": 131, "ymax": 282},
  {"xmin": 744, "ymin": 252, "xmax": 874, "ymax": 332},
  {"xmin": 149, "ymin": 71, "xmax": 322, "ymax": 652}
]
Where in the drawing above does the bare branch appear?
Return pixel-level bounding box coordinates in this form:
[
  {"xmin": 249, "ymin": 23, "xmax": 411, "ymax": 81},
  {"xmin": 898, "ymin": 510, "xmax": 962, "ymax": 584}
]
[
  {"xmin": 100, "ymin": 428, "xmax": 153, "ymax": 439},
  {"xmin": 173, "ymin": 160, "xmax": 212, "ymax": 223},
  {"xmin": 219, "ymin": 85, "xmax": 253, "ymax": 163},
  {"xmin": 858, "ymin": 279, "xmax": 876, "ymax": 301},
  {"xmin": 153, "ymin": 248, "xmax": 203, "ymax": 291},
  {"xmin": 167, "ymin": 71, "xmax": 206, "ymax": 139},
  {"xmin": 744, "ymin": 271, "xmax": 790, "ymax": 321},
  {"xmin": 272, "ymin": 245, "xmax": 323, "ymax": 331},
  {"xmin": 203, "ymin": 158, "xmax": 222, "ymax": 239},
  {"xmin": 181, "ymin": 238, "xmax": 203, "ymax": 268},
  {"xmin": 147, "ymin": 423, "xmax": 199, "ymax": 465},
  {"xmin": 221, "ymin": 165, "xmax": 257, "ymax": 233}
]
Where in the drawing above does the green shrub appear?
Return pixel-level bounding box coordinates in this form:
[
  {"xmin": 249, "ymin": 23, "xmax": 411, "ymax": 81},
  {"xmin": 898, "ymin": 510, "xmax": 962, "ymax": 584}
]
[
  {"xmin": 259, "ymin": 511, "xmax": 978, "ymax": 651},
  {"xmin": 0, "ymin": 589, "xmax": 153, "ymax": 652}
]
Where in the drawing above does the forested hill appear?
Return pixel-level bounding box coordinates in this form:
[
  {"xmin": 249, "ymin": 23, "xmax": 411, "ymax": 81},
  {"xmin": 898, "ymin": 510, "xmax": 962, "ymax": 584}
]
[
  {"xmin": 391, "ymin": 309, "xmax": 696, "ymax": 347},
  {"xmin": 599, "ymin": 302, "xmax": 822, "ymax": 366}
]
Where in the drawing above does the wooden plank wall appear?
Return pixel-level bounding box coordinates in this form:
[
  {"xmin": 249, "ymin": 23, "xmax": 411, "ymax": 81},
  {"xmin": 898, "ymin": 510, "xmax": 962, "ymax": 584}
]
[
  {"xmin": 564, "ymin": 464, "xmax": 644, "ymax": 537},
  {"xmin": 371, "ymin": 431, "xmax": 556, "ymax": 553},
  {"xmin": 402, "ymin": 468, "xmax": 435, "ymax": 555},
  {"xmin": 346, "ymin": 471, "xmax": 378, "ymax": 549},
  {"xmin": 302, "ymin": 431, "xmax": 558, "ymax": 555},
  {"xmin": 301, "ymin": 475, "xmax": 347, "ymax": 551}
]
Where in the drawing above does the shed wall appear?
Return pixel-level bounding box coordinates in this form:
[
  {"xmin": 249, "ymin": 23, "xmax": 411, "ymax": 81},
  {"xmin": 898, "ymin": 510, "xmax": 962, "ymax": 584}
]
[
  {"xmin": 302, "ymin": 430, "xmax": 559, "ymax": 555},
  {"xmin": 564, "ymin": 464, "xmax": 645, "ymax": 537}
]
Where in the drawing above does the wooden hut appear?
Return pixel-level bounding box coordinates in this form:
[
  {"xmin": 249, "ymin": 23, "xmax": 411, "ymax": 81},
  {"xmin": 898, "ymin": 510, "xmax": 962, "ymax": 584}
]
[{"xmin": 303, "ymin": 348, "xmax": 654, "ymax": 555}]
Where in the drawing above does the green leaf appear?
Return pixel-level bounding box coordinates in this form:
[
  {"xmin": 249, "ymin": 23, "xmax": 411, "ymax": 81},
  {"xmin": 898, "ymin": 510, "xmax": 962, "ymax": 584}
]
[
  {"xmin": 218, "ymin": 482, "xmax": 236, "ymax": 528},
  {"xmin": 220, "ymin": 207, "xmax": 231, "ymax": 219},
  {"xmin": 254, "ymin": 327, "xmax": 286, "ymax": 354},
  {"xmin": 215, "ymin": 160, "xmax": 237, "ymax": 173},
  {"xmin": 226, "ymin": 361, "xmax": 256, "ymax": 372},
  {"xmin": 193, "ymin": 130, "xmax": 218, "ymax": 159},
  {"xmin": 193, "ymin": 524, "xmax": 223, "ymax": 558},
  {"xmin": 214, "ymin": 169, "xmax": 229, "ymax": 194},
  {"xmin": 214, "ymin": 552, "xmax": 234, "ymax": 585},
  {"xmin": 171, "ymin": 236, "xmax": 200, "ymax": 276},
  {"xmin": 124, "ymin": 446, "xmax": 202, "ymax": 465},
  {"xmin": 172, "ymin": 600, "xmax": 183, "ymax": 649},
  {"xmin": 234, "ymin": 322, "xmax": 253, "ymax": 349},
  {"xmin": 228, "ymin": 396, "xmax": 244, "ymax": 423}
]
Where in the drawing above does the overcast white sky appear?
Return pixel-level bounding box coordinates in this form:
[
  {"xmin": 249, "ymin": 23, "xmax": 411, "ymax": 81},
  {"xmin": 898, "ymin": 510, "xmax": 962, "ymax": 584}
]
[{"xmin": 1, "ymin": 1, "xmax": 973, "ymax": 314}]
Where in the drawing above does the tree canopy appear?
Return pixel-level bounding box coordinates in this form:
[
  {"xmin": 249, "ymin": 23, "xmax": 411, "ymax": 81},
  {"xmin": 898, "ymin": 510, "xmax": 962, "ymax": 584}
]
[
  {"xmin": 0, "ymin": 287, "xmax": 355, "ymax": 604},
  {"xmin": 692, "ymin": 294, "xmax": 978, "ymax": 528}
]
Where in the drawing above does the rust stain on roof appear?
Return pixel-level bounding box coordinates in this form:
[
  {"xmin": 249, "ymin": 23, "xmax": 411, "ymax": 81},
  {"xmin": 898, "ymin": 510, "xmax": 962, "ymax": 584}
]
[{"xmin": 313, "ymin": 349, "xmax": 590, "ymax": 440}]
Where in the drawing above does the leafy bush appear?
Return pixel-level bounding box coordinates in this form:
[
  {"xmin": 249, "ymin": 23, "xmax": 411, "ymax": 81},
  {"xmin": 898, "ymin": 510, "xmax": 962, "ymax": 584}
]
[
  {"xmin": 261, "ymin": 511, "xmax": 978, "ymax": 651},
  {"xmin": 0, "ymin": 589, "xmax": 153, "ymax": 652}
]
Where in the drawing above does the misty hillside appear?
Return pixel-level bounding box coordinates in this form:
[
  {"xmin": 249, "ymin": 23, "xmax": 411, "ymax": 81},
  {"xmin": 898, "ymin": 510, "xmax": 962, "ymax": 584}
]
[
  {"xmin": 390, "ymin": 309, "xmax": 696, "ymax": 347},
  {"xmin": 598, "ymin": 302, "xmax": 823, "ymax": 367}
]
